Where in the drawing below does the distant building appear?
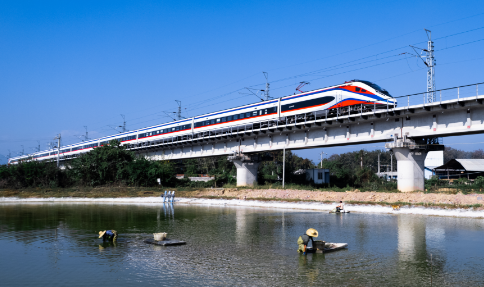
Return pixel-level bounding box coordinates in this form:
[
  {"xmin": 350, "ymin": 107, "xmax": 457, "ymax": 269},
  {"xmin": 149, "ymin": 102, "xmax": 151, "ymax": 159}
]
[
  {"xmin": 434, "ymin": 159, "xmax": 484, "ymax": 181},
  {"xmin": 175, "ymin": 174, "xmax": 215, "ymax": 182},
  {"xmin": 306, "ymin": 168, "xmax": 330, "ymax": 185},
  {"xmin": 377, "ymin": 171, "xmax": 397, "ymax": 181},
  {"xmin": 375, "ymin": 151, "xmax": 444, "ymax": 181},
  {"xmin": 424, "ymin": 151, "xmax": 444, "ymax": 179}
]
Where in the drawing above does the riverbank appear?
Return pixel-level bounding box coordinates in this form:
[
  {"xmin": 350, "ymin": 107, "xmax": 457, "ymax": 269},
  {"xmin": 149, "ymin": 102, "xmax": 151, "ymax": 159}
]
[{"xmin": 2, "ymin": 187, "xmax": 484, "ymax": 218}]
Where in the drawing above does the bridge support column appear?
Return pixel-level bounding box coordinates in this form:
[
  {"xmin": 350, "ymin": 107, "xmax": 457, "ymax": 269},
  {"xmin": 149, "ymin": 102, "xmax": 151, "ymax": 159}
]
[
  {"xmin": 386, "ymin": 139, "xmax": 444, "ymax": 192},
  {"xmin": 228, "ymin": 154, "xmax": 260, "ymax": 187}
]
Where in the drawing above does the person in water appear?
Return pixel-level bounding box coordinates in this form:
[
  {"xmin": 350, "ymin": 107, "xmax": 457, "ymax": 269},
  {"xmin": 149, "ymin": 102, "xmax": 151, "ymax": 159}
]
[
  {"xmin": 99, "ymin": 230, "xmax": 118, "ymax": 241},
  {"xmin": 336, "ymin": 201, "xmax": 344, "ymax": 212},
  {"xmin": 297, "ymin": 228, "xmax": 318, "ymax": 254}
]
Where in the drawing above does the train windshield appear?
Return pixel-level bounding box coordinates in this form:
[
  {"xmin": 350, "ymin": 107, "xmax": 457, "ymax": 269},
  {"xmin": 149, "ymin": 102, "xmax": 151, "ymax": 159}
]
[{"xmin": 352, "ymin": 80, "xmax": 393, "ymax": 97}]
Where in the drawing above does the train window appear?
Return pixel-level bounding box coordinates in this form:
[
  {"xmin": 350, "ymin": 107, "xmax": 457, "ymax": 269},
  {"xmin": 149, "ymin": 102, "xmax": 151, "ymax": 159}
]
[
  {"xmin": 232, "ymin": 114, "xmax": 238, "ymax": 120},
  {"xmin": 253, "ymin": 111, "xmax": 258, "ymax": 116},
  {"xmin": 239, "ymin": 113, "xmax": 245, "ymax": 119},
  {"xmin": 245, "ymin": 112, "xmax": 251, "ymax": 118},
  {"xmin": 362, "ymin": 89, "xmax": 367, "ymax": 92},
  {"xmin": 221, "ymin": 117, "xmax": 226, "ymax": 122},
  {"xmin": 210, "ymin": 119, "xmax": 215, "ymax": 124},
  {"xmin": 355, "ymin": 87, "xmax": 361, "ymax": 92},
  {"xmin": 216, "ymin": 118, "xmax": 220, "ymax": 123}
]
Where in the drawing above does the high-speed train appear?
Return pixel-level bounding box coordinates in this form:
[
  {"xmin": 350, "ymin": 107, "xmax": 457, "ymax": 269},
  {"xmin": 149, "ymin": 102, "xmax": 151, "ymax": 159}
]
[{"xmin": 8, "ymin": 80, "xmax": 395, "ymax": 164}]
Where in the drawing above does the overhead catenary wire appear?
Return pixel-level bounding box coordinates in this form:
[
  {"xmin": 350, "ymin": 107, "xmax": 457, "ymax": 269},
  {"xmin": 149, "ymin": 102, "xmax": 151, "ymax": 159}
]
[
  {"xmin": 5, "ymin": 16, "xmax": 484, "ymax": 153},
  {"xmin": 60, "ymin": 22, "xmax": 484, "ymax": 137}
]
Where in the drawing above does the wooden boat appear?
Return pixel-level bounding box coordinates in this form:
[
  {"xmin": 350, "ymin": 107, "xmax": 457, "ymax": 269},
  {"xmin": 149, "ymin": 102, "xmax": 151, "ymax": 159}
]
[
  {"xmin": 306, "ymin": 242, "xmax": 348, "ymax": 253},
  {"xmin": 144, "ymin": 238, "xmax": 186, "ymax": 246}
]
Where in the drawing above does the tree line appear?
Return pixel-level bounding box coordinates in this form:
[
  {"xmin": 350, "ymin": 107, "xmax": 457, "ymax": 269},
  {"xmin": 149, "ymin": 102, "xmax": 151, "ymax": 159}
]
[{"xmin": 1, "ymin": 141, "xmax": 482, "ymax": 190}]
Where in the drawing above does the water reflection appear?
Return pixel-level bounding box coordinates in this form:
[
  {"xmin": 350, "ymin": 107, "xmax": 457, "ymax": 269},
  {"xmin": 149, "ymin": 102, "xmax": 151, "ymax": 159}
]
[
  {"xmin": 235, "ymin": 208, "xmax": 247, "ymax": 245},
  {"xmin": 162, "ymin": 203, "xmax": 175, "ymax": 219},
  {"xmin": 398, "ymin": 215, "xmax": 426, "ymax": 261},
  {"xmin": 98, "ymin": 240, "xmax": 117, "ymax": 250},
  {"xmin": 0, "ymin": 203, "xmax": 483, "ymax": 286}
]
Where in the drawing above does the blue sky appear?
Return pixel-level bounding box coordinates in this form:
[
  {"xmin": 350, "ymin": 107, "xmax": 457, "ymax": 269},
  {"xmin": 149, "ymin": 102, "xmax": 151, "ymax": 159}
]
[{"xmin": 1, "ymin": 0, "xmax": 484, "ymax": 164}]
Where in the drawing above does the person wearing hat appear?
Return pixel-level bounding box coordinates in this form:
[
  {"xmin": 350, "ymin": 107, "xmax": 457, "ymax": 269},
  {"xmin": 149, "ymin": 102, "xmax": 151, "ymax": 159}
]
[
  {"xmin": 336, "ymin": 201, "xmax": 344, "ymax": 212},
  {"xmin": 297, "ymin": 228, "xmax": 318, "ymax": 255},
  {"xmin": 99, "ymin": 230, "xmax": 118, "ymax": 241}
]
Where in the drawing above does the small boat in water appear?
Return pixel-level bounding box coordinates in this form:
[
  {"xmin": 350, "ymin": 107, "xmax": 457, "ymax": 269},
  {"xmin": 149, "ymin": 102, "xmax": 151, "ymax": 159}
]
[{"xmin": 306, "ymin": 242, "xmax": 348, "ymax": 253}]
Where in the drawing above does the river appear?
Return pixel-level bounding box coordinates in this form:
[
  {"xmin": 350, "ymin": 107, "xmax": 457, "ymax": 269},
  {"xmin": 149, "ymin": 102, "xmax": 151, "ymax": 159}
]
[{"xmin": 0, "ymin": 202, "xmax": 483, "ymax": 286}]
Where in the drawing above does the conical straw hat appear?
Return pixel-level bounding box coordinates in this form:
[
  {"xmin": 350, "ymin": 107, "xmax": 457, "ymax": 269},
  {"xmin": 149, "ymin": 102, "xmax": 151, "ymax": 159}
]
[
  {"xmin": 306, "ymin": 228, "xmax": 318, "ymax": 237},
  {"xmin": 98, "ymin": 230, "xmax": 106, "ymax": 238}
]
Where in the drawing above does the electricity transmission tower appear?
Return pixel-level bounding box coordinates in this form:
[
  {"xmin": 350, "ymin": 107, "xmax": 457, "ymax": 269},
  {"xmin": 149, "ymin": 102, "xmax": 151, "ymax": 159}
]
[
  {"xmin": 263, "ymin": 72, "xmax": 270, "ymax": 101},
  {"xmin": 410, "ymin": 29, "xmax": 436, "ymax": 103},
  {"xmin": 84, "ymin": 126, "xmax": 89, "ymax": 141},
  {"xmin": 175, "ymin": 100, "xmax": 182, "ymax": 120},
  {"xmin": 120, "ymin": 114, "xmax": 127, "ymax": 132},
  {"xmin": 31, "ymin": 141, "xmax": 41, "ymax": 152},
  {"xmin": 53, "ymin": 134, "xmax": 61, "ymax": 167}
]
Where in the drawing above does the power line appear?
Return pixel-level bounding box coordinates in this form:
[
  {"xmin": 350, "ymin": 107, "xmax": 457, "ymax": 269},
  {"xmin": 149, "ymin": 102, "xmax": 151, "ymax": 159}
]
[
  {"xmin": 6, "ymin": 18, "xmax": 484, "ymax": 152},
  {"xmin": 57, "ymin": 23, "xmax": 484, "ymax": 137}
]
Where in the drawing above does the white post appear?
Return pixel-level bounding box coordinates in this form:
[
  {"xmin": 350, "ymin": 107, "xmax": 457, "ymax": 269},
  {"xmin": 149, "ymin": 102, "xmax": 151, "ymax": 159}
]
[
  {"xmin": 378, "ymin": 153, "xmax": 381, "ymax": 175},
  {"xmin": 391, "ymin": 152, "xmax": 393, "ymax": 180},
  {"xmin": 282, "ymin": 147, "xmax": 286, "ymax": 189}
]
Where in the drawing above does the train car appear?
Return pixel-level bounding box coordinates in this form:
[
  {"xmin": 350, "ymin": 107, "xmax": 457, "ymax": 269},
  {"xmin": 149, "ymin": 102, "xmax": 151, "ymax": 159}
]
[
  {"xmin": 7, "ymin": 80, "xmax": 395, "ymax": 164},
  {"xmin": 136, "ymin": 118, "xmax": 193, "ymax": 145},
  {"xmin": 280, "ymin": 79, "xmax": 395, "ymax": 118}
]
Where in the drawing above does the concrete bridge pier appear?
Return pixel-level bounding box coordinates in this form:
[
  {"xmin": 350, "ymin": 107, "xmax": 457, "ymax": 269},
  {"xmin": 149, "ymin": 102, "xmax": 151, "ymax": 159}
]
[
  {"xmin": 228, "ymin": 154, "xmax": 260, "ymax": 187},
  {"xmin": 386, "ymin": 139, "xmax": 444, "ymax": 192}
]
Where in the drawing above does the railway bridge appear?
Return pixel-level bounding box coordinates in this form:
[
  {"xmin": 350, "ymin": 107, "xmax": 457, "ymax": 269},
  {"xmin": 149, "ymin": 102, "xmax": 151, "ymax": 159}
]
[{"xmin": 131, "ymin": 86, "xmax": 484, "ymax": 192}]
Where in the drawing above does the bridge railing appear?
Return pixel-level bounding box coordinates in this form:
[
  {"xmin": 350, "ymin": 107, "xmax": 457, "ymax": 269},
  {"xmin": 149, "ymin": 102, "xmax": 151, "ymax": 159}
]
[
  {"xmin": 399, "ymin": 82, "xmax": 482, "ymax": 108},
  {"xmin": 125, "ymin": 82, "xmax": 484, "ymax": 152}
]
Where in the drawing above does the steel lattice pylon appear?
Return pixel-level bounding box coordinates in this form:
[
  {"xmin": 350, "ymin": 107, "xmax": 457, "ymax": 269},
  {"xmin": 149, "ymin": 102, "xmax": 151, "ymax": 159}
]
[
  {"xmin": 425, "ymin": 30, "xmax": 436, "ymax": 103},
  {"xmin": 410, "ymin": 29, "xmax": 436, "ymax": 103}
]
